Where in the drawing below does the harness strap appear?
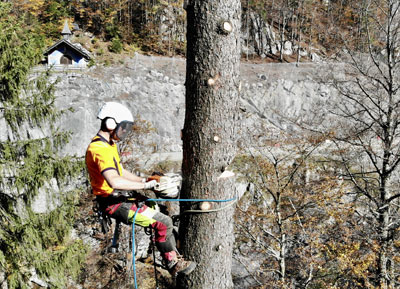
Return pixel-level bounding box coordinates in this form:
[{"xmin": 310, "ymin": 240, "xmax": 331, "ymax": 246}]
[
  {"xmin": 150, "ymin": 228, "xmax": 159, "ymax": 289},
  {"xmin": 93, "ymin": 197, "xmax": 112, "ymax": 233}
]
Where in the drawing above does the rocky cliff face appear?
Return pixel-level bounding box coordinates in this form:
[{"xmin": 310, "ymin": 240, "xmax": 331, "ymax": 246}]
[{"xmin": 54, "ymin": 53, "xmax": 333, "ymax": 162}]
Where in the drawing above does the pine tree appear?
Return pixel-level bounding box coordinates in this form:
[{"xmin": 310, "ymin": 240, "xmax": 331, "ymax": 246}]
[{"xmin": 0, "ymin": 3, "xmax": 87, "ymax": 288}]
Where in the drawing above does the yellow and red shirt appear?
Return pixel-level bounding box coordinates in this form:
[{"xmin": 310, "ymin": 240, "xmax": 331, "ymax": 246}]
[{"xmin": 85, "ymin": 134, "xmax": 123, "ymax": 196}]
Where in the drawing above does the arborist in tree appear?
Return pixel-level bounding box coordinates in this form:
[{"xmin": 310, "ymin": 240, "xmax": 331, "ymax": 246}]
[{"xmin": 85, "ymin": 102, "xmax": 196, "ymax": 276}]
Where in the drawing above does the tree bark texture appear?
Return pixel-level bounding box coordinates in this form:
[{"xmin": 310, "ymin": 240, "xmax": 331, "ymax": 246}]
[{"xmin": 178, "ymin": 1, "xmax": 241, "ymax": 288}]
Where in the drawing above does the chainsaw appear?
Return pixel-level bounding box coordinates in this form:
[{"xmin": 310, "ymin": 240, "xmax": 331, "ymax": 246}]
[{"xmin": 147, "ymin": 172, "xmax": 181, "ymax": 198}]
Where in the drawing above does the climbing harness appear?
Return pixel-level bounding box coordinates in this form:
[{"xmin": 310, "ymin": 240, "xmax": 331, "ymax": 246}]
[
  {"xmin": 93, "ymin": 195, "xmax": 112, "ymax": 234},
  {"xmin": 110, "ymin": 220, "xmax": 121, "ymax": 253},
  {"xmin": 131, "ymin": 197, "xmax": 237, "ymax": 289}
]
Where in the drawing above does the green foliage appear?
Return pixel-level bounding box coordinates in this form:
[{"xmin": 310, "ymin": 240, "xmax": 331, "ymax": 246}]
[
  {"xmin": 105, "ymin": 22, "xmax": 121, "ymax": 40},
  {"xmin": 3, "ymin": 75, "xmax": 62, "ymax": 132},
  {"xmin": 88, "ymin": 58, "xmax": 96, "ymax": 67},
  {"xmin": 40, "ymin": 2, "xmax": 71, "ymax": 38},
  {"xmin": 109, "ymin": 37, "xmax": 123, "ymax": 53},
  {"xmin": 0, "ymin": 136, "xmax": 84, "ymax": 204},
  {"xmin": 0, "ymin": 5, "xmax": 43, "ymax": 103},
  {"xmin": 68, "ymin": 0, "xmax": 186, "ymax": 55},
  {"xmin": 0, "ymin": 3, "xmax": 87, "ymax": 288},
  {"xmin": 2, "ymin": 192, "xmax": 87, "ymax": 289},
  {"xmin": 14, "ymin": 0, "xmax": 72, "ymax": 40}
]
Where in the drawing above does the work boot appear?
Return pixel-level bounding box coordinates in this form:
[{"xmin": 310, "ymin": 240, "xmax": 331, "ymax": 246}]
[{"xmin": 167, "ymin": 255, "xmax": 196, "ymax": 276}]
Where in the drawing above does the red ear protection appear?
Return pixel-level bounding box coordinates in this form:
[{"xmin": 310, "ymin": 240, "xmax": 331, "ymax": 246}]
[{"xmin": 105, "ymin": 118, "xmax": 117, "ymax": 130}]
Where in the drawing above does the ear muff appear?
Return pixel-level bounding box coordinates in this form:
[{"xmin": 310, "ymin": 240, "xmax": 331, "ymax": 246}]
[{"xmin": 105, "ymin": 118, "xmax": 117, "ymax": 130}]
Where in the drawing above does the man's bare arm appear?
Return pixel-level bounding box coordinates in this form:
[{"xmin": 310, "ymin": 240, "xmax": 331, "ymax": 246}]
[
  {"xmin": 121, "ymin": 168, "xmax": 146, "ymax": 183},
  {"xmin": 103, "ymin": 169, "xmax": 146, "ymax": 191}
]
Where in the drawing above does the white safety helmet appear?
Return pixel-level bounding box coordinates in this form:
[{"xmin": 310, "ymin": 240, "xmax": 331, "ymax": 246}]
[{"xmin": 97, "ymin": 102, "xmax": 134, "ymax": 141}]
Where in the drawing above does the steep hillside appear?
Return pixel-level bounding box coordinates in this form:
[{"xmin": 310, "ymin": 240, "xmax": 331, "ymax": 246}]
[{"xmin": 9, "ymin": 0, "xmax": 373, "ymax": 64}]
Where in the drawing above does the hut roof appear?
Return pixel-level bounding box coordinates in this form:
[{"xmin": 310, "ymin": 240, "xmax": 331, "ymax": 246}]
[{"xmin": 44, "ymin": 39, "xmax": 91, "ymax": 60}]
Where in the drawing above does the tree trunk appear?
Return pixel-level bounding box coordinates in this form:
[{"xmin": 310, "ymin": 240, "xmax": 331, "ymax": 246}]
[
  {"xmin": 378, "ymin": 176, "xmax": 391, "ymax": 289},
  {"xmin": 178, "ymin": 0, "xmax": 241, "ymax": 288},
  {"xmin": 378, "ymin": 207, "xmax": 390, "ymax": 289}
]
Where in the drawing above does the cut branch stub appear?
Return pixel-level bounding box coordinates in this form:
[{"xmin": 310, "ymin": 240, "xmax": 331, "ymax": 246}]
[
  {"xmin": 199, "ymin": 201, "xmax": 212, "ymax": 211},
  {"xmin": 218, "ymin": 20, "xmax": 233, "ymax": 35},
  {"xmin": 207, "ymin": 73, "xmax": 221, "ymax": 88}
]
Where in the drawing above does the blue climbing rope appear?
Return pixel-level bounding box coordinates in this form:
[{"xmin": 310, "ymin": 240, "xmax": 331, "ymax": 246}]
[
  {"xmin": 132, "ymin": 208, "xmax": 140, "ymax": 289},
  {"xmin": 147, "ymin": 198, "xmax": 236, "ymax": 203},
  {"xmin": 131, "ymin": 197, "xmax": 237, "ymax": 289}
]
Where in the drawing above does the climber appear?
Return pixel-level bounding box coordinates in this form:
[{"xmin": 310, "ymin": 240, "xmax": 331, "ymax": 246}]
[{"xmin": 85, "ymin": 102, "xmax": 196, "ymax": 276}]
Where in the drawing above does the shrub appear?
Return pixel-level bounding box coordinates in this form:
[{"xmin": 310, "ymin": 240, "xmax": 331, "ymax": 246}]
[{"xmin": 109, "ymin": 37, "xmax": 123, "ymax": 53}]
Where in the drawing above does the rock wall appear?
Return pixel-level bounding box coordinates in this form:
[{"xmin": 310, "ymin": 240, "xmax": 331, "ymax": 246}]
[{"xmin": 54, "ymin": 53, "xmax": 333, "ymax": 167}]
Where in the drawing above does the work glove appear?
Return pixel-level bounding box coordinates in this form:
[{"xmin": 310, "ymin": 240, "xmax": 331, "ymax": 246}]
[{"xmin": 144, "ymin": 180, "xmax": 157, "ymax": 190}]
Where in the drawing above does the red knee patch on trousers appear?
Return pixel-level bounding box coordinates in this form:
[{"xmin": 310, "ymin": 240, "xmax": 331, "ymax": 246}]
[{"xmin": 151, "ymin": 220, "xmax": 168, "ymax": 243}]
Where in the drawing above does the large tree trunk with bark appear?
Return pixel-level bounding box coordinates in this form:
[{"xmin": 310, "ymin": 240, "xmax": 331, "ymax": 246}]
[{"xmin": 178, "ymin": 0, "xmax": 241, "ymax": 288}]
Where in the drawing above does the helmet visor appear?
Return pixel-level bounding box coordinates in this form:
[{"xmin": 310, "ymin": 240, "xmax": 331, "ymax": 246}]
[{"xmin": 115, "ymin": 121, "xmax": 133, "ymax": 141}]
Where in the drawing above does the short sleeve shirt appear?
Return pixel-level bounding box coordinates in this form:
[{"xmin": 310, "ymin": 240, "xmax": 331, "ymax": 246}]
[{"xmin": 85, "ymin": 134, "xmax": 123, "ymax": 196}]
